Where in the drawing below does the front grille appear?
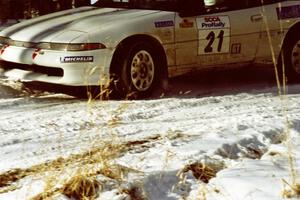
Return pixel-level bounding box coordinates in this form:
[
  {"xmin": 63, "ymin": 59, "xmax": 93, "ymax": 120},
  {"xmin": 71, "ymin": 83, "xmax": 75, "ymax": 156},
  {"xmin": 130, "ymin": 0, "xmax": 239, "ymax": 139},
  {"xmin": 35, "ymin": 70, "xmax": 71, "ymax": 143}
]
[{"xmin": 0, "ymin": 61, "xmax": 64, "ymax": 77}]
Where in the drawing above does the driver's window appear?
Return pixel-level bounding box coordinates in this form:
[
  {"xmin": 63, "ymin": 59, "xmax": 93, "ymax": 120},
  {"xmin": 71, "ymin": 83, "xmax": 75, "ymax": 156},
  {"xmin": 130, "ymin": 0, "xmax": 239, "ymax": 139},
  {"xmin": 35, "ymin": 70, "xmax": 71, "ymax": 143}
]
[
  {"xmin": 204, "ymin": 0, "xmax": 249, "ymax": 12},
  {"xmin": 204, "ymin": 0, "xmax": 217, "ymax": 7},
  {"xmin": 203, "ymin": 0, "xmax": 222, "ymax": 12}
]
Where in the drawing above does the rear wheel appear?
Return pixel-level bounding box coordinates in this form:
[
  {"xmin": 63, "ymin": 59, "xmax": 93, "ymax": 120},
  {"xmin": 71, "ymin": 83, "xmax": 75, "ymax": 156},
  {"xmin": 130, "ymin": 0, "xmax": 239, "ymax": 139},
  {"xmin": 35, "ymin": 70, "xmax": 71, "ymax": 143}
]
[
  {"xmin": 291, "ymin": 40, "xmax": 300, "ymax": 75},
  {"xmin": 113, "ymin": 41, "xmax": 162, "ymax": 99},
  {"xmin": 280, "ymin": 33, "xmax": 300, "ymax": 83}
]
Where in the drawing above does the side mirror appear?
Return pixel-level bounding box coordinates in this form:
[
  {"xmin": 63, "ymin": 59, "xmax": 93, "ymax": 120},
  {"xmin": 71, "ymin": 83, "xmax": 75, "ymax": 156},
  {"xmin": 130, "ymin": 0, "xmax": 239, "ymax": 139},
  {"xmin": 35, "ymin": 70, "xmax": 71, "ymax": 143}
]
[{"xmin": 178, "ymin": 0, "xmax": 204, "ymax": 17}]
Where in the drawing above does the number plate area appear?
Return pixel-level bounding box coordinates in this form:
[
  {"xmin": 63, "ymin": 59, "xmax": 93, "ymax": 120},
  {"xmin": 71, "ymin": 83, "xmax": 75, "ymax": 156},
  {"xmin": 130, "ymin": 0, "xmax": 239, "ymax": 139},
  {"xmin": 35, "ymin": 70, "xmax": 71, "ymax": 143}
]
[{"xmin": 196, "ymin": 16, "xmax": 231, "ymax": 55}]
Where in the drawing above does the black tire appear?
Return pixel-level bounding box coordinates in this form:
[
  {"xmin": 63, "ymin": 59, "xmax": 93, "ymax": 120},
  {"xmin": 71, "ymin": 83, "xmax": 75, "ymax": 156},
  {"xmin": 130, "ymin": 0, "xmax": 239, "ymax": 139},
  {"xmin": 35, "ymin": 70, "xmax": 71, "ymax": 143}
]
[
  {"xmin": 279, "ymin": 32, "xmax": 300, "ymax": 84},
  {"xmin": 113, "ymin": 41, "xmax": 162, "ymax": 99}
]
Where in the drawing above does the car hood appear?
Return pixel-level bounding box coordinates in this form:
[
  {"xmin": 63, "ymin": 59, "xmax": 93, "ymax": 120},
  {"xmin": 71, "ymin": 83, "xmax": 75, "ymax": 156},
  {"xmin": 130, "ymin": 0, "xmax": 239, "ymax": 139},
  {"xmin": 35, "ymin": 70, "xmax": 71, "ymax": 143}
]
[{"xmin": 0, "ymin": 7, "xmax": 161, "ymax": 43}]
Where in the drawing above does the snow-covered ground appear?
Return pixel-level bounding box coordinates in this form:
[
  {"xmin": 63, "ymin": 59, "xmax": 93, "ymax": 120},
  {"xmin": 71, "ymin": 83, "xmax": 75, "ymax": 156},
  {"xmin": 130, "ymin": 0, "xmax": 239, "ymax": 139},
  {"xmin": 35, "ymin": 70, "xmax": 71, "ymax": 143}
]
[{"xmin": 0, "ymin": 67, "xmax": 300, "ymax": 200}]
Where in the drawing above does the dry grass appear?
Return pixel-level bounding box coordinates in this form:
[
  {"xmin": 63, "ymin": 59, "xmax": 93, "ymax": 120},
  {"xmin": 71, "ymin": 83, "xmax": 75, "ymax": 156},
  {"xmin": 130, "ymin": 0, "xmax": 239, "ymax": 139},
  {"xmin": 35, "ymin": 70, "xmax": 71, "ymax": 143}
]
[
  {"xmin": 0, "ymin": 132, "xmax": 163, "ymax": 198},
  {"xmin": 197, "ymin": 184, "xmax": 207, "ymax": 200},
  {"xmin": 0, "ymin": 138, "xmax": 125, "ymax": 195},
  {"xmin": 186, "ymin": 163, "xmax": 217, "ymax": 183},
  {"xmin": 0, "ymin": 169, "xmax": 28, "ymax": 188},
  {"xmin": 179, "ymin": 162, "xmax": 224, "ymax": 184},
  {"xmin": 62, "ymin": 175, "xmax": 101, "ymax": 200},
  {"xmin": 121, "ymin": 186, "xmax": 146, "ymax": 200},
  {"xmin": 31, "ymin": 139, "xmax": 126, "ymax": 199},
  {"xmin": 30, "ymin": 100, "xmax": 132, "ymax": 199},
  {"xmin": 282, "ymin": 179, "xmax": 300, "ymax": 198}
]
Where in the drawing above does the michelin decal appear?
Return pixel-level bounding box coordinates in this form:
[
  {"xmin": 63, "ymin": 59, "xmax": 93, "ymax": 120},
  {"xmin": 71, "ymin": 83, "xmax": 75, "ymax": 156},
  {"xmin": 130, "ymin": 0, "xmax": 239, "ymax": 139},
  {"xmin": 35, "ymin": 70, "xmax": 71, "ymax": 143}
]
[{"xmin": 60, "ymin": 56, "xmax": 94, "ymax": 63}]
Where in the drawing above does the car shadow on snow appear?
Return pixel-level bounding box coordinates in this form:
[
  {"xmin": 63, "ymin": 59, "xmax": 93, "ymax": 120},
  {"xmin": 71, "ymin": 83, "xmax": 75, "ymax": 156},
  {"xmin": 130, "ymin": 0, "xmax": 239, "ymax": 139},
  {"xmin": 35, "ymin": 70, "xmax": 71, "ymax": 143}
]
[
  {"xmin": 165, "ymin": 65, "xmax": 300, "ymax": 99},
  {"xmin": 0, "ymin": 79, "xmax": 79, "ymax": 103},
  {"xmin": 2, "ymin": 65, "xmax": 300, "ymax": 100},
  {"xmin": 0, "ymin": 79, "xmax": 26, "ymax": 99},
  {"xmin": 0, "ymin": 84, "xmax": 24, "ymax": 99}
]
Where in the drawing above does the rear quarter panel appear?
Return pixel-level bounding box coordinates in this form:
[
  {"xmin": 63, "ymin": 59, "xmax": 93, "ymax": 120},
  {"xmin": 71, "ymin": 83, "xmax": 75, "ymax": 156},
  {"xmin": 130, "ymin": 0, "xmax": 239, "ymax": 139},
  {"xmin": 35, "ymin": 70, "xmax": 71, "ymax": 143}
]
[{"xmin": 255, "ymin": 1, "xmax": 300, "ymax": 64}]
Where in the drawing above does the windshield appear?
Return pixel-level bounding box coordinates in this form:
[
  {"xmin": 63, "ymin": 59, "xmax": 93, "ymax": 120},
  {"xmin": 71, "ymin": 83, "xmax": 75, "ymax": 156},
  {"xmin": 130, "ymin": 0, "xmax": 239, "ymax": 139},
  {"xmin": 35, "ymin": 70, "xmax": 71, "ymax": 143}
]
[{"xmin": 92, "ymin": 0, "xmax": 179, "ymax": 11}]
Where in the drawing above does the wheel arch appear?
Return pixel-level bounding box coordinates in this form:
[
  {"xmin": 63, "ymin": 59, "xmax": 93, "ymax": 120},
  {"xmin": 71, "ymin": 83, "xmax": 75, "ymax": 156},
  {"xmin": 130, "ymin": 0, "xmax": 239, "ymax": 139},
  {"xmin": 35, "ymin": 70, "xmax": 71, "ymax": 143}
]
[
  {"xmin": 110, "ymin": 34, "xmax": 169, "ymax": 82},
  {"xmin": 281, "ymin": 22, "xmax": 300, "ymax": 53},
  {"xmin": 277, "ymin": 21, "xmax": 300, "ymax": 82}
]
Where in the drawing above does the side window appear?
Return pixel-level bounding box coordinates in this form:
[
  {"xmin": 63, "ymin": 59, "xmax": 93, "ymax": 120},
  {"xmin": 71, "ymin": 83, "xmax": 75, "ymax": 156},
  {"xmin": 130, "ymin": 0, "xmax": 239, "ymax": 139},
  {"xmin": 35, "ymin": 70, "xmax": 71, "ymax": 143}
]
[
  {"xmin": 247, "ymin": 0, "xmax": 285, "ymax": 8},
  {"xmin": 203, "ymin": 0, "xmax": 284, "ymax": 12},
  {"xmin": 260, "ymin": 0, "xmax": 285, "ymax": 5},
  {"xmin": 221, "ymin": 0, "xmax": 248, "ymax": 9},
  {"xmin": 204, "ymin": 0, "xmax": 217, "ymax": 7},
  {"xmin": 204, "ymin": 0, "xmax": 249, "ymax": 13},
  {"xmin": 246, "ymin": 0, "xmax": 262, "ymax": 8}
]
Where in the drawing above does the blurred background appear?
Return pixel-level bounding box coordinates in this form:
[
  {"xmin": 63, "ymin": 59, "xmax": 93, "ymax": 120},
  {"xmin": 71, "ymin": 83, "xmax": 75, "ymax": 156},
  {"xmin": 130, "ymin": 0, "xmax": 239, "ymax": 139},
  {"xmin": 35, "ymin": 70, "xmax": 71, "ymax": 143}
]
[{"xmin": 0, "ymin": 0, "xmax": 92, "ymax": 23}]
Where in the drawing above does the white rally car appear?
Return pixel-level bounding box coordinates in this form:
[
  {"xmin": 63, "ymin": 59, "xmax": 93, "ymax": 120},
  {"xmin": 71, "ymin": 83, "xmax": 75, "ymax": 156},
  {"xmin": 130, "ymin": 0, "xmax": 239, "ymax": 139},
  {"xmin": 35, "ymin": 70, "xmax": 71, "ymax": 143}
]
[{"xmin": 0, "ymin": 0, "xmax": 300, "ymax": 98}]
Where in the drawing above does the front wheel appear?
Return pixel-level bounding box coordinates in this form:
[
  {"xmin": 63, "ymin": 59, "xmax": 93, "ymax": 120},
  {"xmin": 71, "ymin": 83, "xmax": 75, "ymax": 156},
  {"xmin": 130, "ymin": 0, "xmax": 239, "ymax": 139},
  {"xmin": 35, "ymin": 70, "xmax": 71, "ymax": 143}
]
[{"xmin": 114, "ymin": 42, "xmax": 162, "ymax": 99}]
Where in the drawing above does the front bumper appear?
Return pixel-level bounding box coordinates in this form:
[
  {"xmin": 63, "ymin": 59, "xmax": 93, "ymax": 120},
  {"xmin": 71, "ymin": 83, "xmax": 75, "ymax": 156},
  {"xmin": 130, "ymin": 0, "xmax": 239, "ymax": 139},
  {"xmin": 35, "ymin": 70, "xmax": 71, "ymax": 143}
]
[{"xmin": 0, "ymin": 45, "xmax": 114, "ymax": 86}]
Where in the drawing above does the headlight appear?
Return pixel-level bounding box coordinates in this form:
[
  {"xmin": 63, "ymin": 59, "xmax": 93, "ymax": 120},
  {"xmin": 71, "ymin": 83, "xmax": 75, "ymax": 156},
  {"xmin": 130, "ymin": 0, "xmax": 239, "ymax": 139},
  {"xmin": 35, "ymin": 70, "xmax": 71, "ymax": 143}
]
[
  {"xmin": 37, "ymin": 42, "xmax": 106, "ymax": 51},
  {"xmin": 0, "ymin": 36, "xmax": 36, "ymax": 48},
  {"xmin": 66, "ymin": 43, "xmax": 107, "ymax": 51},
  {"xmin": 0, "ymin": 36, "xmax": 106, "ymax": 51}
]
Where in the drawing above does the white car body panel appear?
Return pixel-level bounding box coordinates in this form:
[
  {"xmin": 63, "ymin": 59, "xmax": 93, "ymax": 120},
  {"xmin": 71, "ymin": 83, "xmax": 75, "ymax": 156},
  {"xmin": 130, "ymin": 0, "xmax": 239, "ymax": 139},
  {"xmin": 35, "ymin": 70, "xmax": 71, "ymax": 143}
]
[
  {"xmin": 0, "ymin": 0, "xmax": 300, "ymax": 87},
  {"xmin": 0, "ymin": 7, "xmax": 175, "ymax": 86}
]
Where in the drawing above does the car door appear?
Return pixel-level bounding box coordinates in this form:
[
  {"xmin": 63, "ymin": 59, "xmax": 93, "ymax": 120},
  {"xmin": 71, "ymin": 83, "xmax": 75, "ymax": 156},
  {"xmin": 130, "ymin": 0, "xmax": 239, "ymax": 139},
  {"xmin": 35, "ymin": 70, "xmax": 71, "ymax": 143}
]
[
  {"xmin": 173, "ymin": 0, "xmax": 263, "ymax": 75},
  {"xmin": 196, "ymin": 0, "xmax": 263, "ymax": 66},
  {"xmin": 173, "ymin": 13, "xmax": 199, "ymax": 76}
]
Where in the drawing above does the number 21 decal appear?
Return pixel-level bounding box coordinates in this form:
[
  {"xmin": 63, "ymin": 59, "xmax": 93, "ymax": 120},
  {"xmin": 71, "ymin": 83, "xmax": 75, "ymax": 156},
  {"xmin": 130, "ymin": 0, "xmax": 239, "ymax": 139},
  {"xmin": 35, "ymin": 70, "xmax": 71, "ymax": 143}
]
[
  {"xmin": 204, "ymin": 30, "xmax": 224, "ymax": 53},
  {"xmin": 196, "ymin": 16, "xmax": 230, "ymax": 55}
]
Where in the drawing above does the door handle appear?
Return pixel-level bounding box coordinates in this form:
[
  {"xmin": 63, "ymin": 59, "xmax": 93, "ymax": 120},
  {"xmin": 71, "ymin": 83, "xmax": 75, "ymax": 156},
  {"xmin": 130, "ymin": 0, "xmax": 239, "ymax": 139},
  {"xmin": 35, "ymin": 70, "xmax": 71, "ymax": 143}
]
[{"xmin": 251, "ymin": 14, "xmax": 263, "ymax": 22}]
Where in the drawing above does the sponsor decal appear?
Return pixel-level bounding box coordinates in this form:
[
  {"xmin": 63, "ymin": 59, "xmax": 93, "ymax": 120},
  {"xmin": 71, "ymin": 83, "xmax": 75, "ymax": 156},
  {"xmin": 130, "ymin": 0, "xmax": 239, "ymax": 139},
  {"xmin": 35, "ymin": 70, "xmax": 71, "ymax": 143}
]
[
  {"xmin": 231, "ymin": 43, "xmax": 241, "ymax": 54},
  {"xmin": 154, "ymin": 20, "xmax": 174, "ymax": 28},
  {"xmin": 60, "ymin": 56, "xmax": 94, "ymax": 63},
  {"xmin": 277, "ymin": 5, "xmax": 300, "ymax": 20},
  {"xmin": 179, "ymin": 19, "xmax": 194, "ymax": 28},
  {"xmin": 196, "ymin": 16, "xmax": 230, "ymax": 30}
]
